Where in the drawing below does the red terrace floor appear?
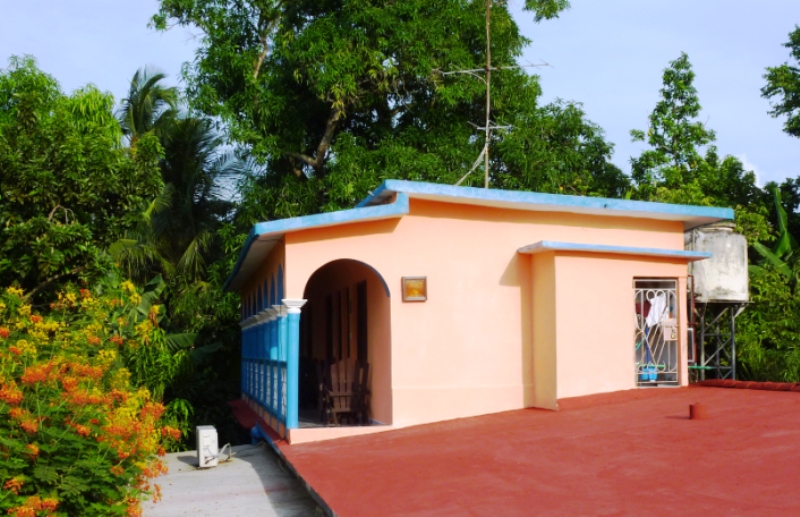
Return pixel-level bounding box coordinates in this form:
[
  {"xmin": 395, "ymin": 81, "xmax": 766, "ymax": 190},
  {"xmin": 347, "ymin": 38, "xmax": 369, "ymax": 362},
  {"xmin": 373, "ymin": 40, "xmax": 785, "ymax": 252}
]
[{"xmin": 273, "ymin": 387, "xmax": 800, "ymax": 517}]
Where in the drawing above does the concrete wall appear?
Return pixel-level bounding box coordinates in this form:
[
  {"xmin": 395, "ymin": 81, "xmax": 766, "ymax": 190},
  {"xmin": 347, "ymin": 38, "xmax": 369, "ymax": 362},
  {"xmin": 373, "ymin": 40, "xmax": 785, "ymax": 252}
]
[{"xmin": 282, "ymin": 198, "xmax": 687, "ymax": 428}]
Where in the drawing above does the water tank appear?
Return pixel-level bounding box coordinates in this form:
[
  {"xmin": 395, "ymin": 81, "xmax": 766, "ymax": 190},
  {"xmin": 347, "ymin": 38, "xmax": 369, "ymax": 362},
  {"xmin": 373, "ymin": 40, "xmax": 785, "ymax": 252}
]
[{"xmin": 684, "ymin": 222, "xmax": 749, "ymax": 303}]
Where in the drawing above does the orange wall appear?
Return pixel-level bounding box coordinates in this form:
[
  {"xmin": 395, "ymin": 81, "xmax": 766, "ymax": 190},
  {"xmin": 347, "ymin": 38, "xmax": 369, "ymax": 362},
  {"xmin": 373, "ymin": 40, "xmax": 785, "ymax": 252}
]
[
  {"xmin": 281, "ymin": 198, "xmax": 687, "ymax": 427},
  {"xmin": 242, "ymin": 241, "xmax": 285, "ymax": 313},
  {"xmin": 551, "ymin": 253, "xmax": 689, "ymax": 401}
]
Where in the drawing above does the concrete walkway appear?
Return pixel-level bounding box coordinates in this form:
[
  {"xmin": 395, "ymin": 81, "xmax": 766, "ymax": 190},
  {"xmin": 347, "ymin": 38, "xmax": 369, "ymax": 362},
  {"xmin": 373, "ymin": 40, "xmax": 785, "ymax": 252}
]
[{"xmin": 143, "ymin": 443, "xmax": 320, "ymax": 517}]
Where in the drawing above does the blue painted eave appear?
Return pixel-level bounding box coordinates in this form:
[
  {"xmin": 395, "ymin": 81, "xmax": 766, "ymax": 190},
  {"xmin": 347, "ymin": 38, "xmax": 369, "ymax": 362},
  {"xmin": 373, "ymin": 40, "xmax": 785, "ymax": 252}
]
[
  {"xmin": 517, "ymin": 240, "xmax": 712, "ymax": 262},
  {"xmin": 357, "ymin": 180, "xmax": 733, "ymax": 227},
  {"xmin": 223, "ymin": 193, "xmax": 409, "ymax": 292}
]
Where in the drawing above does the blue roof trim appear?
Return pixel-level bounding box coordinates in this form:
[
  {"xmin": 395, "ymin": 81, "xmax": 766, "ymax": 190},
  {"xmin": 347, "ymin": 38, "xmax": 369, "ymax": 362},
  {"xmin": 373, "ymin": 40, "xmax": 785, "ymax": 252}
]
[
  {"xmin": 223, "ymin": 193, "xmax": 409, "ymax": 291},
  {"xmin": 517, "ymin": 241, "xmax": 712, "ymax": 262},
  {"xmin": 357, "ymin": 179, "xmax": 734, "ymax": 221}
]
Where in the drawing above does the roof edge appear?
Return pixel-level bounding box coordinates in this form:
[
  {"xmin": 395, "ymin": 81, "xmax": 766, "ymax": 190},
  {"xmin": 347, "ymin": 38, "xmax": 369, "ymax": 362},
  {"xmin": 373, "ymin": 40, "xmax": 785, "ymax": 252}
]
[
  {"xmin": 223, "ymin": 193, "xmax": 410, "ymax": 292},
  {"xmin": 358, "ymin": 180, "xmax": 734, "ymax": 228},
  {"xmin": 517, "ymin": 241, "xmax": 712, "ymax": 262}
]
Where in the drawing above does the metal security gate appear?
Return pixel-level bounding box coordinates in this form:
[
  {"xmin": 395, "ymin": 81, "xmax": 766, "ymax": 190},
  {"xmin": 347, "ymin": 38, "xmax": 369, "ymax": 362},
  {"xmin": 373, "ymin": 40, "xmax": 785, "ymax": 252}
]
[{"xmin": 634, "ymin": 279, "xmax": 679, "ymax": 386}]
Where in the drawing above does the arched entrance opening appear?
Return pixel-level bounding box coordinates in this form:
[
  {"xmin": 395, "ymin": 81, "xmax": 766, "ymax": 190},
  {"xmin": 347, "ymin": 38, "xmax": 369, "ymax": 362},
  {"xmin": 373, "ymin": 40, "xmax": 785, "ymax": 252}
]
[{"xmin": 299, "ymin": 259, "xmax": 392, "ymax": 426}]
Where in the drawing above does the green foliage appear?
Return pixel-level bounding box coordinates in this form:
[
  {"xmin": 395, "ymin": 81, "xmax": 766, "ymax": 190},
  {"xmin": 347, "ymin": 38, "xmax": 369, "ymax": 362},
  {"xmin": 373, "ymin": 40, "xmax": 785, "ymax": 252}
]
[
  {"xmin": 154, "ymin": 0, "xmax": 623, "ymax": 225},
  {"xmin": 629, "ymin": 53, "xmax": 768, "ymax": 247},
  {"xmin": 750, "ymin": 186, "xmax": 800, "ymax": 283},
  {"xmin": 631, "ymin": 53, "xmax": 715, "ymax": 187},
  {"xmin": 737, "ymin": 265, "xmax": 800, "ymax": 382},
  {"xmin": 0, "ymin": 57, "xmax": 163, "ymax": 300},
  {"xmin": 112, "ymin": 69, "xmax": 238, "ymax": 286},
  {"xmin": 762, "ymin": 25, "xmax": 800, "ymax": 138},
  {"xmin": 118, "ymin": 67, "xmax": 179, "ymax": 142},
  {"xmin": 111, "ymin": 67, "xmax": 246, "ymax": 448}
]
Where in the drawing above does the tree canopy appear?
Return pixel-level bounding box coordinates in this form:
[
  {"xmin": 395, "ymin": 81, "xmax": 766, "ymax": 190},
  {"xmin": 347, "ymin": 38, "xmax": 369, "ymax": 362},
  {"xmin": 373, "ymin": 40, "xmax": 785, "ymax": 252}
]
[
  {"xmin": 0, "ymin": 57, "xmax": 163, "ymax": 299},
  {"xmin": 153, "ymin": 0, "xmax": 626, "ymax": 224},
  {"xmin": 762, "ymin": 25, "xmax": 800, "ymax": 138}
]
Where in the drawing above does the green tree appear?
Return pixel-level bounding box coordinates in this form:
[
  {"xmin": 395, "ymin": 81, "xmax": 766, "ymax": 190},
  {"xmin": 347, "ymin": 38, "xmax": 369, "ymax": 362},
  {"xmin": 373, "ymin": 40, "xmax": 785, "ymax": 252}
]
[
  {"xmin": 112, "ymin": 69, "xmax": 239, "ymax": 285},
  {"xmin": 737, "ymin": 187, "xmax": 800, "ymax": 383},
  {"xmin": 111, "ymin": 68, "xmax": 246, "ymax": 448},
  {"xmin": 118, "ymin": 67, "xmax": 179, "ymax": 143},
  {"xmin": 0, "ymin": 57, "xmax": 162, "ymax": 300},
  {"xmin": 762, "ymin": 25, "xmax": 800, "ymax": 138},
  {"xmin": 153, "ymin": 0, "xmax": 626, "ymax": 224},
  {"xmin": 629, "ymin": 53, "xmax": 767, "ymax": 242}
]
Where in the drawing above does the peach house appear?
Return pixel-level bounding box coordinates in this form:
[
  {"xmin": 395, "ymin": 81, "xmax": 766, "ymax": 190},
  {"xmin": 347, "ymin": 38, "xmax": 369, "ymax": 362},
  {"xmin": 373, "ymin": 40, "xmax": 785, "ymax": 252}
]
[{"xmin": 223, "ymin": 180, "xmax": 731, "ymax": 444}]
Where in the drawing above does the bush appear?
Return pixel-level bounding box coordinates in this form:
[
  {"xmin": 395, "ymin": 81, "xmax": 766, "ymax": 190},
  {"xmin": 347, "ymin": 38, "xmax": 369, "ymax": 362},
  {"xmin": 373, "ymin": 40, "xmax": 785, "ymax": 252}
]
[
  {"xmin": 0, "ymin": 284, "xmax": 180, "ymax": 516},
  {"xmin": 737, "ymin": 266, "xmax": 800, "ymax": 382}
]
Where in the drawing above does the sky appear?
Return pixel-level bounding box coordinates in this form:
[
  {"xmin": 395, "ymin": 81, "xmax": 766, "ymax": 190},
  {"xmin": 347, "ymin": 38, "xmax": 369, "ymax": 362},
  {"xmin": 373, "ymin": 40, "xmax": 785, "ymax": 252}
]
[{"xmin": 1, "ymin": 0, "xmax": 799, "ymax": 186}]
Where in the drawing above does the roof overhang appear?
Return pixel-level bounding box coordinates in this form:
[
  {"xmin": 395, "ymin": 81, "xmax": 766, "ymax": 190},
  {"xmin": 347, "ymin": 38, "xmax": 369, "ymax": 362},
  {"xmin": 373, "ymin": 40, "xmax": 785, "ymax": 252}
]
[
  {"xmin": 358, "ymin": 180, "xmax": 733, "ymax": 231},
  {"xmin": 223, "ymin": 193, "xmax": 409, "ymax": 292},
  {"xmin": 517, "ymin": 241, "xmax": 712, "ymax": 262}
]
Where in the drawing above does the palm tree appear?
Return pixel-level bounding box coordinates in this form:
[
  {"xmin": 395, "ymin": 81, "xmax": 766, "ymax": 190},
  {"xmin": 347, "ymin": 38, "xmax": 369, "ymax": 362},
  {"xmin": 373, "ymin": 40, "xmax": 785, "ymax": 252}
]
[
  {"xmin": 112, "ymin": 69, "xmax": 239, "ymax": 285},
  {"xmin": 117, "ymin": 67, "xmax": 178, "ymax": 144},
  {"xmin": 152, "ymin": 116, "xmax": 238, "ymax": 282}
]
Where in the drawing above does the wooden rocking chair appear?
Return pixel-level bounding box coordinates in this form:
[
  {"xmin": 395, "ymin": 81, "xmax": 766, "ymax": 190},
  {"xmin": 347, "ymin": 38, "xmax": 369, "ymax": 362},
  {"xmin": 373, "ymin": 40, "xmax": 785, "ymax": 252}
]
[{"xmin": 320, "ymin": 359, "xmax": 369, "ymax": 425}]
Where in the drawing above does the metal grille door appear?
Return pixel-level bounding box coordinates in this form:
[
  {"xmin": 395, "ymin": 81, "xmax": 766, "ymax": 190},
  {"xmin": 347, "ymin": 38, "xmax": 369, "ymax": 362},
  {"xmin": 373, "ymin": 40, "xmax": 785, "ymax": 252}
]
[{"xmin": 634, "ymin": 279, "xmax": 679, "ymax": 386}]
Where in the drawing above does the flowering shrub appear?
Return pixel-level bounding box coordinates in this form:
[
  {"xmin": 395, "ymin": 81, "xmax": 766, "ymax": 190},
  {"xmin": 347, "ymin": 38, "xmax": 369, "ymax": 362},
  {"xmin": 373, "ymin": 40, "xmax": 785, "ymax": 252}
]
[{"xmin": 0, "ymin": 284, "xmax": 181, "ymax": 516}]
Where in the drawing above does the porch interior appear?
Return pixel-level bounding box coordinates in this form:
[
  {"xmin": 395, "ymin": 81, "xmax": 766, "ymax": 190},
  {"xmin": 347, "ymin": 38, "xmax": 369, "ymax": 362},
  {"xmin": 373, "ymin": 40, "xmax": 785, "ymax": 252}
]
[{"xmin": 298, "ymin": 259, "xmax": 393, "ymax": 429}]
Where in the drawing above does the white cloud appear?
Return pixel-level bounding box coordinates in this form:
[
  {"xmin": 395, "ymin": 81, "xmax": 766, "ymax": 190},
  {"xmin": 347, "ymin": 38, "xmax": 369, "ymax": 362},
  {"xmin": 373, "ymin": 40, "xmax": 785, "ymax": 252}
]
[{"xmin": 736, "ymin": 154, "xmax": 763, "ymax": 187}]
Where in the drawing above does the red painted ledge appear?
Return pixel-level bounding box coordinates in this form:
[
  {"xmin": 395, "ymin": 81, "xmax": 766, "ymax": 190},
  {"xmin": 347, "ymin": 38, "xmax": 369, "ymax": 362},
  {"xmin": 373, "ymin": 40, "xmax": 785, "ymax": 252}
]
[{"xmin": 697, "ymin": 379, "xmax": 800, "ymax": 392}]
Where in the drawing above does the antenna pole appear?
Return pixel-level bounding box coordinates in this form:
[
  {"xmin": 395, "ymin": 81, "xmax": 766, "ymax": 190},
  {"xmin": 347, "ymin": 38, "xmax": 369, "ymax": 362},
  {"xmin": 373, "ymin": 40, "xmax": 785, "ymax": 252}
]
[{"xmin": 484, "ymin": 0, "xmax": 491, "ymax": 188}]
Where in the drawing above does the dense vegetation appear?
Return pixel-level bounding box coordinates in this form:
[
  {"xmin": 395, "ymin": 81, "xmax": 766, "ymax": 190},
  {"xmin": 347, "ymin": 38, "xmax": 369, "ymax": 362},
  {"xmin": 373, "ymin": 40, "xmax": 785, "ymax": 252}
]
[{"xmin": 1, "ymin": 3, "xmax": 800, "ymax": 508}]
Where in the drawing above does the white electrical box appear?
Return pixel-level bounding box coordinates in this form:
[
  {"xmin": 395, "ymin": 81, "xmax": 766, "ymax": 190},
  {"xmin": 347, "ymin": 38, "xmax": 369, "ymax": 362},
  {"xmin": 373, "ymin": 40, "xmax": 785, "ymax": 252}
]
[{"xmin": 196, "ymin": 425, "xmax": 218, "ymax": 468}]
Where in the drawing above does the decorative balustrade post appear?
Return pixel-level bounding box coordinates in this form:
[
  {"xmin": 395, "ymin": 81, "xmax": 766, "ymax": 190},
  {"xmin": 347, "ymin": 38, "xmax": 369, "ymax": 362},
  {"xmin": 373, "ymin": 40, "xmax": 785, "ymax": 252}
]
[{"xmin": 265, "ymin": 307, "xmax": 278, "ymax": 414}]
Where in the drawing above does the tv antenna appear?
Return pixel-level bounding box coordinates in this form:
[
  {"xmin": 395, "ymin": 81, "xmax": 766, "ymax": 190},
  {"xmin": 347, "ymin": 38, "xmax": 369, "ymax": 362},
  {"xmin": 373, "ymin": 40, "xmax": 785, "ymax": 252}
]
[{"xmin": 435, "ymin": 0, "xmax": 549, "ymax": 188}]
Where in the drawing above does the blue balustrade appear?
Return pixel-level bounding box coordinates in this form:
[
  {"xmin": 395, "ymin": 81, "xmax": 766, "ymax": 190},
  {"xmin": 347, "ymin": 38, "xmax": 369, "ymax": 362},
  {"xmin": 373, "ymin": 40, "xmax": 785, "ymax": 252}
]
[{"xmin": 240, "ymin": 299, "xmax": 305, "ymax": 431}]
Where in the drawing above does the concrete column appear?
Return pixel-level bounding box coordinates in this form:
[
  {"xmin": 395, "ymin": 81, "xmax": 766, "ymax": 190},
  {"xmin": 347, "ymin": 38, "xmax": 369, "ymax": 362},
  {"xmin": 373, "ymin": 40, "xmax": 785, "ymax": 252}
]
[{"xmin": 282, "ymin": 299, "xmax": 306, "ymax": 429}]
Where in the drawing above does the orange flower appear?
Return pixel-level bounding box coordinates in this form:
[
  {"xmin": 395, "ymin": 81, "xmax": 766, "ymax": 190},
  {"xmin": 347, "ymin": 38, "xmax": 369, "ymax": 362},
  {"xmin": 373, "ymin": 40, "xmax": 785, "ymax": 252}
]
[
  {"xmin": 7, "ymin": 496, "xmax": 58, "ymax": 516},
  {"xmin": 0, "ymin": 383, "xmax": 23, "ymax": 405},
  {"xmin": 25, "ymin": 443, "xmax": 39, "ymax": 458},
  {"xmin": 87, "ymin": 335, "xmax": 102, "ymax": 346},
  {"xmin": 21, "ymin": 363, "xmax": 55, "ymax": 385},
  {"xmin": 29, "ymin": 315, "xmax": 42, "ymax": 324},
  {"xmin": 60, "ymin": 376, "xmax": 78, "ymax": 392},
  {"xmin": 40, "ymin": 498, "xmax": 58, "ymax": 512},
  {"xmin": 0, "ymin": 327, "xmax": 9, "ymax": 338},
  {"xmin": 4, "ymin": 477, "xmax": 24, "ymax": 495},
  {"xmin": 9, "ymin": 346, "xmax": 21, "ymax": 355},
  {"xmin": 110, "ymin": 335, "xmax": 125, "ymax": 345},
  {"xmin": 161, "ymin": 426, "xmax": 181, "ymax": 440},
  {"xmin": 7, "ymin": 507, "xmax": 35, "ymax": 517},
  {"xmin": 21, "ymin": 418, "xmax": 39, "ymax": 434},
  {"xmin": 110, "ymin": 465, "xmax": 125, "ymax": 476},
  {"xmin": 79, "ymin": 288, "xmax": 92, "ymax": 299}
]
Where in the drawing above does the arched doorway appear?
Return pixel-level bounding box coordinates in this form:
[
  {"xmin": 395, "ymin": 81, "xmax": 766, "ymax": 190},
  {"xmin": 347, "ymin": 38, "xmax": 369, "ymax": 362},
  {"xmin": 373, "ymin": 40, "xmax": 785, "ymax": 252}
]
[{"xmin": 299, "ymin": 259, "xmax": 392, "ymax": 426}]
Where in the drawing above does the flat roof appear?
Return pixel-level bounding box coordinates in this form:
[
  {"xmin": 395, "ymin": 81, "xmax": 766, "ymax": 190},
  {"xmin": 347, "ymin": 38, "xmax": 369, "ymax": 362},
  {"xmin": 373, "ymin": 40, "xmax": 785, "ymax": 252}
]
[
  {"xmin": 224, "ymin": 180, "xmax": 733, "ymax": 291},
  {"xmin": 276, "ymin": 387, "xmax": 800, "ymax": 516}
]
